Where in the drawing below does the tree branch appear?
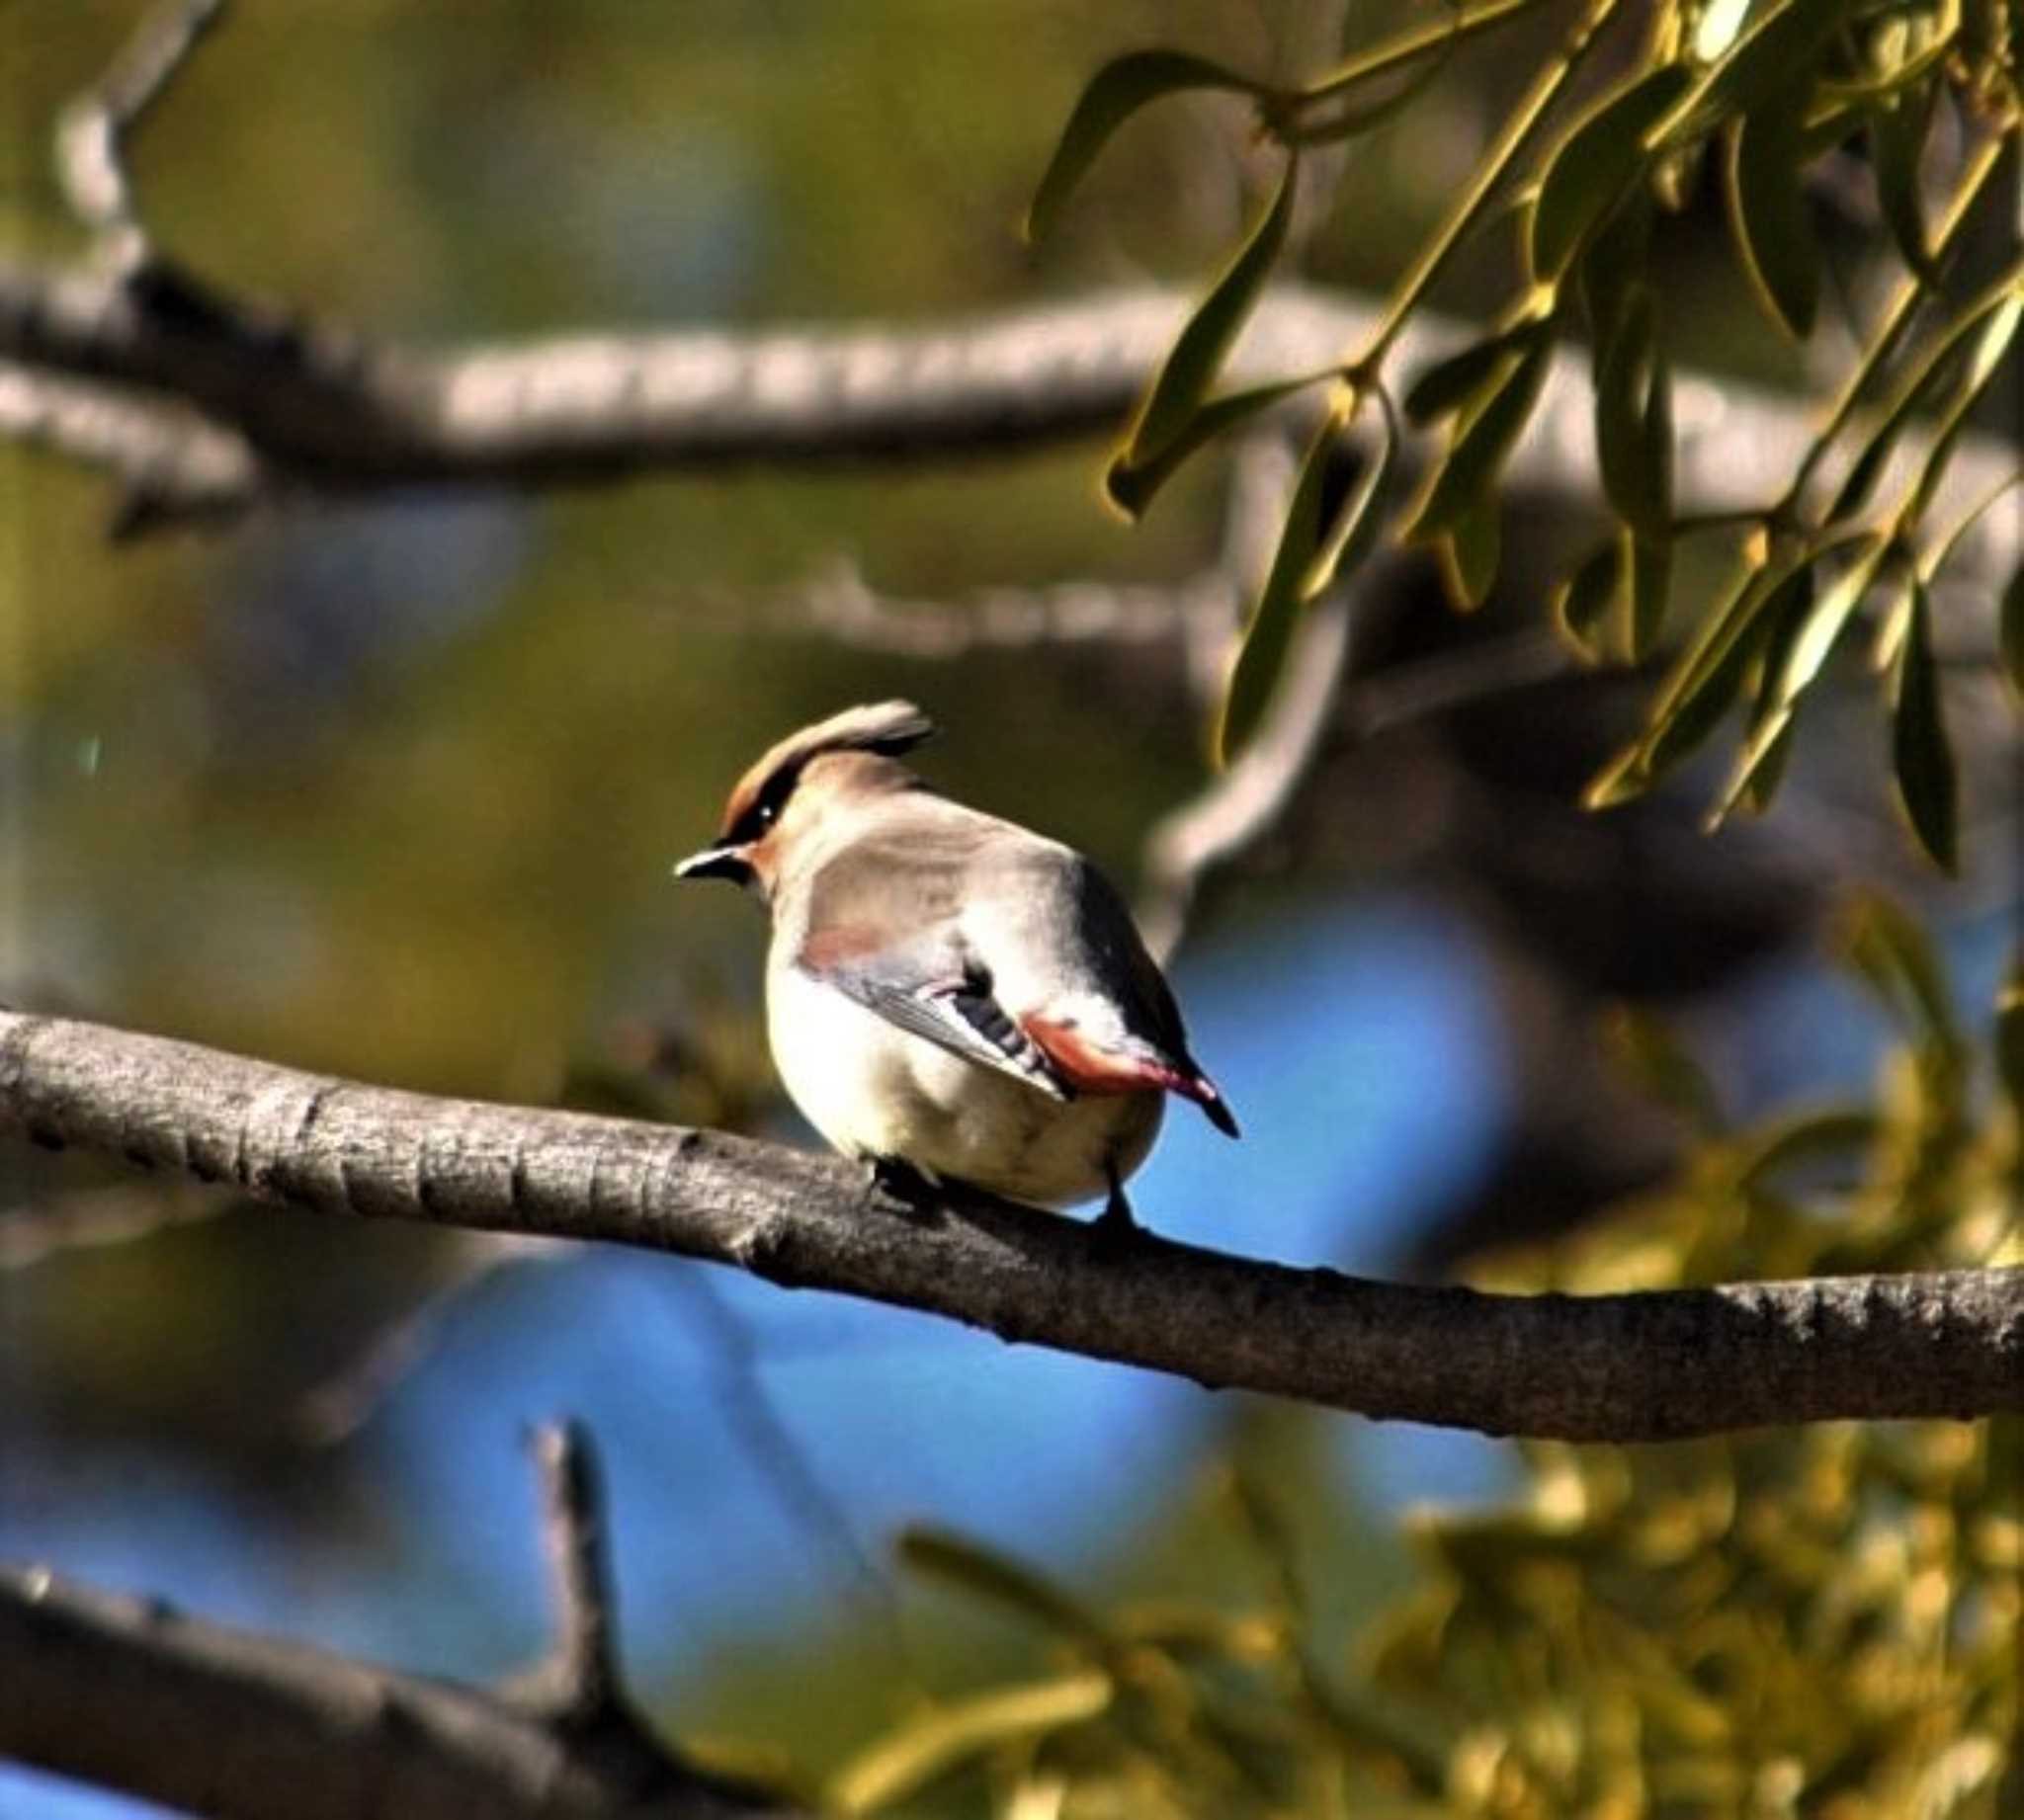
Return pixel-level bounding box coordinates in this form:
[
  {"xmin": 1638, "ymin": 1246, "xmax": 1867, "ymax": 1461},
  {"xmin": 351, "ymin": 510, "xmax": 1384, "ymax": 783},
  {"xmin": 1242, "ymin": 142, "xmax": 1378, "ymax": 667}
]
[
  {"xmin": 0, "ymin": 1421, "xmax": 802, "ymax": 1820},
  {"xmin": 2, "ymin": 1008, "xmax": 2016, "ymax": 1442},
  {"xmin": 7, "ymin": 257, "xmax": 2016, "ymax": 607}
]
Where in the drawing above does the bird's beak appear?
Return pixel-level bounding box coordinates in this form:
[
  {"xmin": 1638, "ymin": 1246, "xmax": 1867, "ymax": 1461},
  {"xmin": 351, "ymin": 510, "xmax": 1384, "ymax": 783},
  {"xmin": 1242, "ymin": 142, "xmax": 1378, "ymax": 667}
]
[{"xmin": 672, "ymin": 844, "xmax": 754, "ymax": 886}]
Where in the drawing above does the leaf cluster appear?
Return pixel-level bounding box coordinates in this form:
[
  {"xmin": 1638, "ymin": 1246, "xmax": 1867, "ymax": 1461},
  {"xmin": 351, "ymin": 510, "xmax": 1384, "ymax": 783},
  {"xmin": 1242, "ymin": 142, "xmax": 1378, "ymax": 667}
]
[
  {"xmin": 1029, "ymin": 0, "xmax": 2021, "ymax": 860},
  {"xmin": 823, "ymin": 903, "xmax": 2021, "ymax": 1816}
]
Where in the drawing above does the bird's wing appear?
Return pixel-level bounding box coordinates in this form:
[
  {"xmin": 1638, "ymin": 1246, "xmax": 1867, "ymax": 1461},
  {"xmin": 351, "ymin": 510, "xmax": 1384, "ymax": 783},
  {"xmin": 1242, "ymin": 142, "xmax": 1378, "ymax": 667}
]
[{"xmin": 793, "ymin": 841, "xmax": 1071, "ymax": 1101}]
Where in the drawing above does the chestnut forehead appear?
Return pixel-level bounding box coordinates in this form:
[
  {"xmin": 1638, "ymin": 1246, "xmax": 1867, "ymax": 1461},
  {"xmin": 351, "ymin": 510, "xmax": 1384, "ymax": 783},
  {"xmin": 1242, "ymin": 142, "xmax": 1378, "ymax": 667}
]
[{"xmin": 717, "ymin": 724, "xmax": 822, "ymax": 836}]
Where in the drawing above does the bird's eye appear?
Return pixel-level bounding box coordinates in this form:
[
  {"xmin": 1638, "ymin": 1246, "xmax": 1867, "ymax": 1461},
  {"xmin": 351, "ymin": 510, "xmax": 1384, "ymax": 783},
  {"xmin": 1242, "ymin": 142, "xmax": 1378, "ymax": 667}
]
[{"xmin": 757, "ymin": 800, "xmax": 778, "ymax": 827}]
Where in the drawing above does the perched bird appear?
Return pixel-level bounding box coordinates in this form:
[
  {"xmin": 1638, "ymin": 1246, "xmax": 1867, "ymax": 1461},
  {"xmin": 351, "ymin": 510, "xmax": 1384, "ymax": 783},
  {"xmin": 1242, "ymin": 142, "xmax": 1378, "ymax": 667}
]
[{"xmin": 675, "ymin": 702, "xmax": 1237, "ymax": 1231}]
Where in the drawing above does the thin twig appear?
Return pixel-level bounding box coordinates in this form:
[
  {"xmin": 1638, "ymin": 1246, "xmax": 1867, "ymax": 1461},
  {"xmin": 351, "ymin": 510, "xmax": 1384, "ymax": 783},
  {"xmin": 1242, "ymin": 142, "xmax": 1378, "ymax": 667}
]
[{"xmin": 55, "ymin": 0, "xmax": 226, "ymax": 266}]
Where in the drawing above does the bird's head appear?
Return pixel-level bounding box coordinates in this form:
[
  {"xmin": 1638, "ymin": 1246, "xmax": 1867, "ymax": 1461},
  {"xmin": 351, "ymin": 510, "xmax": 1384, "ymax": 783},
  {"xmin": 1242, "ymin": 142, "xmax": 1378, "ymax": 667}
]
[{"xmin": 673, "ymin": 700, "xmax": 939, "ymax": 902}]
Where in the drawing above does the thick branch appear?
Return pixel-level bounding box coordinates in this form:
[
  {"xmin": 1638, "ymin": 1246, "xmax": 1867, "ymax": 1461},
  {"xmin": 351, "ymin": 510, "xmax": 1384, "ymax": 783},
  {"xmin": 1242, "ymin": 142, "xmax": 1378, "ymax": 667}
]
[
  {"xmin": 0, "ymin": 1426, "xmax": 801, "ymax": 1820},
  {"xmin": 2, "ymin": 1008, "xmax": 2016, "ymax": 1442},
  {"xmin": 3, "ymin": 259, "xmax": 2016, "ymax": 613}
]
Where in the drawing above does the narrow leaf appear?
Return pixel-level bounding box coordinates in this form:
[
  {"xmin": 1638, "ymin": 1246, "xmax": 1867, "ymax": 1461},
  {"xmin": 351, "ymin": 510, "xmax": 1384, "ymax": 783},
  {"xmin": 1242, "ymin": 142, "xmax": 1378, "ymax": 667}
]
[
  {"xmin": 1838, "ymin": 893, "xmax": 1957, "ymax": 1048},
  {"xmin": 1551, "ymin": 536, "xmax": 1625, "ymax": 664},
  {"xmin": 1595, "ymin": 287, "xmax": 1671, "ymax": 538},
  {"xmin": 1403, "ymin": 321, "xmax": 1547, "ymax": 426},
  {"xmin": 1648, "ymin": 0, "xmax": 1852, "ymax": 150},
  {"xmin": 1438, "ymin": 492, "xmax": 1501, "ymax": 611},
  {"xmin": 1601, "ymin": 1004, "xmax": 1723, "ymax": 1134},
  {"xmin": 830, "ymin": 1674, "xmax": 1113, "ymax": 1815},
  {"xmin": 1588, "ymin": 552, "xmax": 1796, "ymax": 806},
  {"xmin": 1828, "ymin": 284, "xmax": 2023, "ymax": 523},
  {"xmin": 898, "ymin": 1528, "xmax": 1113, "ymax": 1647},
  {"xmin": 1577, "ymin": 192, "xmax": 1652, "ymax": 350},
  {"xmin": 1726, "ymin": 93, "xmax": 1820, "ymax": 339},
  {"xmin": 1401, "ymin": 336, "xmax": 1550, "ymax": 541},
  {"xmin": 1760, "ymin": 534, "xmax": 1887, "ymax": 717},
  {"xmin": 1027, "ymin": 50, "xmax": 1260, "ymax": 243},
  {"xmin": 1890, "ymin": 580, "xmax": 1958, "ymax": 871},
  {"xmin": 1300, "ymin": 392, "xmax": 1395, "ymax": 600},
  {"xmin": 1103, "ymin": 371, "xmax": 1328, "ymax": 520},
  {"xmin": 1529, "ymin": 63, "xmax": 1693, "ymax": 281},
  {"xmin": 1118, "ymin": 156, "xmax": 1299, "ymax": 470},
  {"xmin": 1626, "ymin": 532, "xmax": 1673, "ymax": 660},
  {"xmin": 1868, "ymin": 79, "xmax": 1936, "ymax": 283},
  {"xmin": 1214, "ymin": 408, "xmax": 1341, "ymax": 766}
]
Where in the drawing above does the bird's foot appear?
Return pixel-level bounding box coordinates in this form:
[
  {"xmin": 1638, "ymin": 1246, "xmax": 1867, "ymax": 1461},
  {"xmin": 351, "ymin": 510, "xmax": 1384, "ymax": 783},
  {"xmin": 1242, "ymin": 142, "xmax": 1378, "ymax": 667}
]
[
  {"xmin": 865, "ymin": 1154, "xmax": 942, "ymax": 1220},
  {"xmin": 1091, "ymin": 1168, "xmax": 1150, "ymax": 1258}
]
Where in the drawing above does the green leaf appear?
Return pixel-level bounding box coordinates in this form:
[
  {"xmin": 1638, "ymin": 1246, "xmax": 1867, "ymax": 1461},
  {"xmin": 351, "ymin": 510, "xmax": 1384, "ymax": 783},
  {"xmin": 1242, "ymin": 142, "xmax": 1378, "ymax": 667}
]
[
  {"xmin": 897, "ymin": 1527, "xmax": 1113, "ymax": 1648},
  {"xmin": 1759, "ymin": 534, "xmax": 1887, "ymax": 717},
  {"xmin": 1403, "ymin": 320, "xmax": 1548, "ymax": 426},
  {"xmin": 1529, "ymin": 63, "xmax": 1694, "ymax": 281},
  {"xmin": 1401, "ymin": 336, "xmax": 1551, "ymax": 542},
  {"xmin": 1995, "ymin": 949, "xmax": 2024, "ymax": 1125},
  {"xmin": 1551, "ymin": 535, "xmax": 1625, "ymax": 664},
  {"xmin": 1648, "ymin": 0, "xmax": 1851, "ymax": 150},
  {"xmin": 1300, "ymin": 390, "xmax": 1396, "ymax": 600},
  {"xmin": 1734, "ymin": 1108, "xmax": 1879, "ymax": 1187},
  {"xmin": 1577, "ymin": 192, "xmax": 1653, "ymax": 350},
  {"xmin": 1626, "ymin": 532, "xmax": 1673, "ymax": 660},
  {"xmin": 829, "ymin": 1673, "xmax": 1113, "ymax": 1815},
  {"xmin": 1027, "ymin": 50, "xmax": 1261, "ymax": 244},
  {"xmin": 1438, "ymin": 491, "xmax": 1501, "ymax": 611},
  {"xmin": 1601, "ymin": 1003, "xmax": 1724, "ymax": 1133},
  {"xmin": 1595, "ymin": 287, "xmax": 1672, "ymax": 538},
  {"xmin": 2002, "ymin": 559, "xmax": 2024, "ymax": 703},
  {"xmin": 1890, "ymin": 580, "xmax": 1957, "ymax": 871},
  {"xmin": 1838, "ymin": 893, "xmax": 1957, "ymax": 1048},
  {"xmin": 1103, "ymin": 372, "xmax": 1330, "ymax": 520},
  {"xmin": 1117, "ymin": 156, "xmax": 1299, "ymax": 472},
  {"xmin": 1587, "ymin": 552, "xmax": 1796, "ymax": 807},
  {"xmin": 1827, "ymin": 284, "xmax": 2024, "ymax": 524},
  {"xmin": 1214, "ymin": 407, "xmax": 1341, "ymax": 766},
  {"xmin": 1725, "ymin": 91, "xmax": 1820, "ymax": 340},
  {"xmin": 1868, "ymin": 78, "xmax": 1936, "ymax": 283}
]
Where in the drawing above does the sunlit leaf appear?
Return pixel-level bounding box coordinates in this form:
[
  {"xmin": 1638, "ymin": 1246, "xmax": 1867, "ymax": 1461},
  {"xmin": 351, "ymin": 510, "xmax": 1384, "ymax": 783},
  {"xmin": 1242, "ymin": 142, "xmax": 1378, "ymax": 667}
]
[
  {"xmin": 1300, "ymin": 389, "xmax": 1396, "ymax": 600},
  {"xmin": 1586, "ymin": 552, "xmax": 1797, "ymax": 808},
  {"xmin": 1725, "ymin": 92, "xmax": 1820, "ymax": 340},
  {"xmin": 1693, "ymin": 0, "xmax": 1753, "ymax": 61},
  {"xmin": 1104, "ymin": 372, "xmax": 1330, "ymax": 520},
  {"xmin": 1403, "ymin": 320, "xmax": 1548, "ymax": 426},
  {"xmin": 1551, "ymin": 535, "xmax": 1625, "ymax": 664},
  {"xmin": 1648, "ymin": 0, "xmax": 1850, "ymax": 150},
  {"xmin": 1438, "ymin": 491, "xmax": 1501, "ymax": 611},
  {"xmin": 1401, "ymin": 337, "xmax": 1550, "ymax": 541},
  {"xmin": 1117, "ymin": 156, "xmax": 1299, "ymax": 473},
  {"xmin": 1530, "ymin": 63, "xmax": 1693, "ymax": 281},
  {"xmin": 1027, "ymin": 50, "xmax": 1261, "ymax": 243},
  {"xmin": 1595, "ymin": 287, "xmax": 1672, "ymax": 538},
  {"xmin": 1890, "ymin": 580, "xmax": 1957, "ymax": 872},
  {"xmin": 1214, "ymin": 406, "xmax": 1342, "ymax": 766},
  {"xmin": 1759, "ymin": 534, "xmax": 1888, "ymax": 717},
  {"xmin": 1828, "ymin": 285, "xmax": 2024, "ymax": 524},
  {"xmin": 829, "ymin": 1673, "xmax": 1113, "ymax": 1815}
]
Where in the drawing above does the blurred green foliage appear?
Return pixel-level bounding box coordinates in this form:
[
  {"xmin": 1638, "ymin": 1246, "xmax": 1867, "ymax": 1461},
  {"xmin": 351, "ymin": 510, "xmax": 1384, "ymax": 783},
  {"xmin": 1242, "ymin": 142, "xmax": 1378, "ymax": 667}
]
[{"xmin": 815, "ymin": 901, "xmax": 2018, "ymax": 1817}]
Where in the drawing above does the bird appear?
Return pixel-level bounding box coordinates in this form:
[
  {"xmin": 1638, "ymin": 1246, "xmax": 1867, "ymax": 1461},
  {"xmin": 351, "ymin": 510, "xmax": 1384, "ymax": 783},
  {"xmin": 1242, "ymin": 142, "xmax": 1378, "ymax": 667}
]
[{"xmin": 674, "ymin": 701, "xmax": 1238, "ymax": 1234}]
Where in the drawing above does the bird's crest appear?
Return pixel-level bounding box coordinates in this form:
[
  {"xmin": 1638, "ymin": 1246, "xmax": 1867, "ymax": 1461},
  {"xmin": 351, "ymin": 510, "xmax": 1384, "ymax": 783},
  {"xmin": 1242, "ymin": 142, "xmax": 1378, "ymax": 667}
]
[{"xmin": 717, "ymin": 701, "xmax": 938, "ymax": 841}]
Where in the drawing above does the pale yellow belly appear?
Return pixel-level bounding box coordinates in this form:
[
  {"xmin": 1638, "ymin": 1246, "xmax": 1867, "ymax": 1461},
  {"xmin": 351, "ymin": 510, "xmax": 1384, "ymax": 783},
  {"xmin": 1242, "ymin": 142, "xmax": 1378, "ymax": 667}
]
[{"xmin": 767, "ymin": 962, "xmax": 1162, "ymax": 1208}]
